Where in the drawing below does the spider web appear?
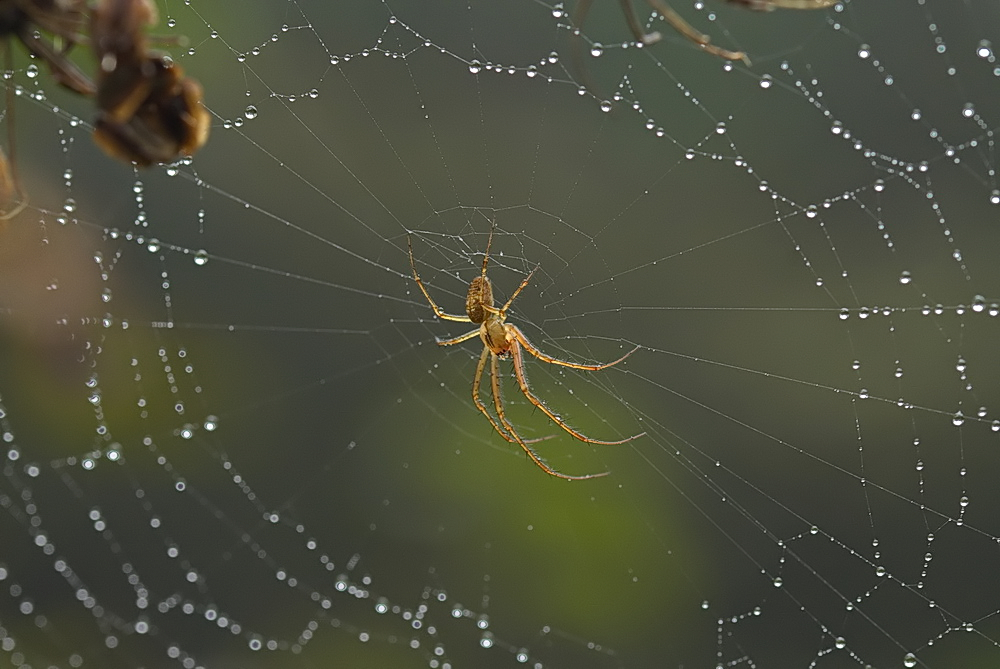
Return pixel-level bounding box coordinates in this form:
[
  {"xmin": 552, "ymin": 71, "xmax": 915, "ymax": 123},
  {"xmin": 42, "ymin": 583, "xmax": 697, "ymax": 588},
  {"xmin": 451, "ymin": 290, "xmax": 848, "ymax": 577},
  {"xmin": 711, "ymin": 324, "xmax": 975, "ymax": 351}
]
[{"xmin": 1, "ymin": 0, "xmax": 999, "ymax": 667}]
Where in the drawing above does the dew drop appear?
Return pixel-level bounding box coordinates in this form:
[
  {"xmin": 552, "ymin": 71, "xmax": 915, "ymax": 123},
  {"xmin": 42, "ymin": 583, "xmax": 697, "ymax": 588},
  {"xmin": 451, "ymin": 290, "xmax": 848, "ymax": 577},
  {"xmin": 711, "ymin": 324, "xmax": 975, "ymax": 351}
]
[{"xmin": 244, "ymin": 105, "xmax": 258, "ymax": 120}]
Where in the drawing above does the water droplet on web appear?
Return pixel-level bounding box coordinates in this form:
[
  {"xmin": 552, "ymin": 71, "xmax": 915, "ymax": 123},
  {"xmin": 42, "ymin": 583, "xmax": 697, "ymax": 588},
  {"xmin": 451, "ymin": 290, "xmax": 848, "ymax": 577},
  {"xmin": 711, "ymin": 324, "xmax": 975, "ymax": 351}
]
[
  {"xmin": 26, "ymin": 63, "xmax": 38, "ymax": 78},
  {"xmin": 898, "ymin": 270, "xmax": 911, "ymax": 284},
  {"xmin": 990, "ymin": 189, "xmax": 1000, "ymax": 205},
  {"xmin": 759, "ymin": 74, "xmax": 772, "ymax": 89},
  {"xmin": 904, "ymin": 653, "xmax": 917, "ymax": 667},
  {"xmin": 468, "ymin": 59, "xmax": 481, "ymax": 74},
  {"xmin": 961, "ymin": 102, "xmax": 975, "ymax": 118},
  {"xmin": 590, "ymin": 43, "xmax": 604, "ymax": 58},
  {"xmin": 551, "ymin": 3, "xmax": 565, "ymax": 18},
  {"xmin": 952, "ymin": 411, "xmax": 965, "ymax": 426},
  {"xmin": 244, "ymin": 105, "xmax": 258, "ymax": 120},
  {"xmin": 772, "ymin": 577, "xmax": 782, "ymax": 587},
  {"xmin": 858, "ymin": 44, "xmax": 871, "ymax": 59},
  {"xmin": 147, "ymin": 238, "xmax": 160, "ymax": 253},
  {"xmin": 911, "ymin": 108, "xmax": 922, "ymax": 121},
  {"xmin": 194, "ymin": 250, "xmax": 209, "ymax": 266},
  {"xmin": 600, "ymin": 100, "xmax": 612, "ymax": 113}
]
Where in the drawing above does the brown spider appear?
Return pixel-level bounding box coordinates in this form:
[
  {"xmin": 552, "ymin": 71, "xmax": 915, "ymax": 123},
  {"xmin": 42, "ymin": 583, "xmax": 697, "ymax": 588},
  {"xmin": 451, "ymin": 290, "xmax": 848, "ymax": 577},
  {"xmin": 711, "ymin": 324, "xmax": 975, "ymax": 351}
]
[
  {"xmin": 90, "ymin": 0, "xmax": 209, "ymax": 166},
  {"xmin": 576, "ymin": 0, "xmax": 839, "ymax": 65},
  {"xmin": 408, "ymin": 225, "xmax": 644, "ymax": 480},
  {"xmin": 0, "ymin": 0, "xmax": 209, "ymax": 217}
]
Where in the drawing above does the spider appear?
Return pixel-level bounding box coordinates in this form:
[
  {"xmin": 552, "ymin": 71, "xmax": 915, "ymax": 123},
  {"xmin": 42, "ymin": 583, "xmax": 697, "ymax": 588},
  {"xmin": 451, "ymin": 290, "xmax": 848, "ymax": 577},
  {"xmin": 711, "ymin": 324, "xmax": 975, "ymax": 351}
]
[
  {"xmin": 90, "ymin": 0, "xmax": 209, "ymax": 166},
  {"xmin": 575, "ymin": 0, "xmax": 839, "ymax": 65},
  {"xmin": 0, "ymin": 0, "xmax": 209, "ymax": 216},
  {"xmin": 408, "ymin": 225, "xmax": 644, "ymax": 480}
]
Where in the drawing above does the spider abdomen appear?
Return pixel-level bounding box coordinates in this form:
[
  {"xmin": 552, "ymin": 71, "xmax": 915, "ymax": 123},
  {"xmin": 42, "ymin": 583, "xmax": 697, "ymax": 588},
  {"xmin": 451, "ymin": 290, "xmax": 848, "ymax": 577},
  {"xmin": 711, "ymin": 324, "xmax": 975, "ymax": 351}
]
[{"xmin": 466, "ymin": 276, "xmax": 493, "ymax": 324}]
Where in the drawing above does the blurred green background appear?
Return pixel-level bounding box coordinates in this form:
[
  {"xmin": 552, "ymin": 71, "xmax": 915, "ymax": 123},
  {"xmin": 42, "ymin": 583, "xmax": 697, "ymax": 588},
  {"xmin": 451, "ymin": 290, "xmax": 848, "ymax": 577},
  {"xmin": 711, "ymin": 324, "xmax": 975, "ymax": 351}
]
[{"xmin": 1, "ymin": 1, "xmax": 999, "ymax": 667}]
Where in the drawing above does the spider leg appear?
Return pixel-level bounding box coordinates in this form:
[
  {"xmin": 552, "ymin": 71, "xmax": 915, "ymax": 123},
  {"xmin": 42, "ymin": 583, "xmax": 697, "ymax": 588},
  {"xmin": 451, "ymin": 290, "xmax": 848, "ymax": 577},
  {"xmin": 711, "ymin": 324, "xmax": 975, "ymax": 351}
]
[
  {"xmin": 17, "ymin": 29, "xmax": 95, "ymax": 96},
  {"xmin": 473, "ymin": 347, "xmax": 554, "ymax": 446},
  {"xmin": 490, "ymin": 351, "xmax": 607, "ymax": 480},
  {"xmin": 436, "ymin": 328, "xmax": 481, "ymax": 347},
  {"xmin": 0, "ymin": 44, "xmax": 27, "ymax": 221},
  {"xmin": 644, "ymin": 0, "xmax": 750, "ymax": 64},
  {"xmin": 618, "ymin": 0, "xmax": 663, "ymax": 44},
  {"xmin": 482, "ymin": 266, "xmax": 537, "ymax": 318},
  {"xmin": 509, "ymin": 325, "xmax": 641, "ymax": 371},
  {"xmin": 480, "ymin": 220, "xmax": 496, "ymax": 279},
  {"xmin": 510, "ymin": 336, "xmax": 645, "ymax": 445},
  {"xmin": 408, "ymin": 235, "xmax": 473, "ymax": 323}
]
